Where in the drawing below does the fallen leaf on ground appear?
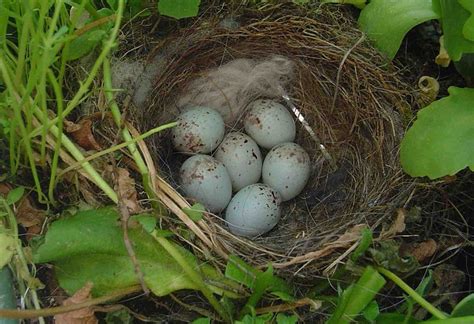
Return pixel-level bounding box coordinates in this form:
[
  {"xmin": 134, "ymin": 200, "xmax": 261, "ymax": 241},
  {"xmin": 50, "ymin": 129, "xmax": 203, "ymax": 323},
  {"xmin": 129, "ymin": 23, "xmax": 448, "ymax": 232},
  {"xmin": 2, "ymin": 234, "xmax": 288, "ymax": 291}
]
[
  {"xmin": 54, "ymin": 282, "xmax": 98, "ymax": 324},
  {"xmin": 400, "ymin": 239, "xmax": 437, "ymax": 264},
  {"xmin": 106, "ymin": 166, "xmax": 142, "ymax": 214},
  {"xmin": 380, "ymin": 208, "xmax": 406, "ymax": 239},
  {"xmin": 0, "ymin": 184, "xmax": 46, "ymax": 238},
  {"xmin": 64, "ymin": 118, "xmax": 101, "ymax": 151}
]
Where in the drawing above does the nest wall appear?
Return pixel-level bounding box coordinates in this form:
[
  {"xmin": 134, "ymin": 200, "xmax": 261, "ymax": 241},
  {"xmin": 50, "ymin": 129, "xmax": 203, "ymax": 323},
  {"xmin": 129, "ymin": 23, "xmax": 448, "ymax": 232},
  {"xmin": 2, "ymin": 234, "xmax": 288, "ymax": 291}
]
[{"xmin": 134, "ymin": 5, "xmax": 419, "ymax": 278}]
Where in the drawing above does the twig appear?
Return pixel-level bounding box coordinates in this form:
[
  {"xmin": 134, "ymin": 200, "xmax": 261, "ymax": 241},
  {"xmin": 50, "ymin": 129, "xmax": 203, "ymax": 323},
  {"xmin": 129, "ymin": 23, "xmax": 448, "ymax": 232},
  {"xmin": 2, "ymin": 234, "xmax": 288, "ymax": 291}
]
[
  {"xmin": 0, "ymin": 286, "xmax": 141, "ymax": 319},
  {"xmin": 255, "ymin": 298, "xmax": 321, "ymax": 315}
]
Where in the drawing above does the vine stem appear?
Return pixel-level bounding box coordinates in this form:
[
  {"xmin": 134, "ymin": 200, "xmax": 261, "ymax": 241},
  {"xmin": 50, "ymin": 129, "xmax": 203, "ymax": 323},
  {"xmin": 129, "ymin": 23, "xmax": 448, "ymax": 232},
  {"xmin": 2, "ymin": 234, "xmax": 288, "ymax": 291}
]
[
  {"xmin": 152, "ymin": 232, "xmax": 231, "ymax": 323},
  {"xmin": 376, "ymin": 267, "xmax": 447, "ymax": 320},
  {"xmin": 0, "ymin": 286, "xmax": 141, "ymax": 319}
]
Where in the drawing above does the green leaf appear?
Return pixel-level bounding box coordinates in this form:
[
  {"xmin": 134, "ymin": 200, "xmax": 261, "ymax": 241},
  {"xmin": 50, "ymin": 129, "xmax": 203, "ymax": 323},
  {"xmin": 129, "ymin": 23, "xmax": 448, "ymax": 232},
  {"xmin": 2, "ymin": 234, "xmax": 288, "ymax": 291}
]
[
  {"xmin": 436, "ymin": 0, "xmax": 474, "ymax": 61},
  {"xmin": 6, "ymin": 186, "xmax": 24, "ymax": 205},
  {"xmin": 327, "ymin": 266, "xmax": 386, "ymax": 324},
  {"xmin": 350, "ymin": 228, "xmax": 373, "ymax": 263},
  {"xmin": 320, "ymin": 0, "xmax": 366, "ymax": 9},
  {"xmin": 225, "ymin": 255, "xmax": 259, "ymax": 288},
  {"xmin": 459, "ymin": 0, "xmax": 474, "ymax": 41},
  {"xmin": 183, "ymin": 203, "xmax": 205, "ymax": 222},
  {"xmin": 65, "ymin": 29, "xmax": 107, "ymax": 61},
  {"xmin": 358, "ymin": 0, "xmax": 439, "ymax": 60},
  {"xmin": 33, "ymin": 207, "xmax": 227, "ymax": 297},
  {"xmin": 276, "ymin": 313, "xmax": 298, "ymax": 324},
  {"xmin": 105, "ymin": 308, "xmax": 133, "ymax": 324},
  {"xmin": 236, "ymin": 313, "xmax": 273, "ymax": 324},
  {"xmin": 398, "ymin": 270, "xmax": 433, "ymax": 313},
  {"xmin": 400, "ymin": 87, "xmax": 474, "ymax": 179},
  {"xmin": 451, "ymin": 293, "xmax": 474, "ymax": 317},
  {"xmin": 0, "ymin": 267, "xmax": 17, "ymax": 322},
  {"xmin": 375, "ymin": 313, "xmax": 420, "ymax": 324},
  {"xmin": 0, "ymin": 227, "xmax": 15, "ymax": 268},
  {"xmin": 191, "ymin": 318, "xmax": 211, "ymax": 324},
  {"xmin": 362, "ymin": 301, "xmax": 380, "ymax": 321},
  {"xmin": 422, "ymin": 317, "xmax": 474, "ymax": 324},
  {"xmin": 135, "ymin": 214, "xmax": 156, "ymax": 233},
  {"xmin": 157, "ymin": 0, "xmax": 201, "ymax": 19}
]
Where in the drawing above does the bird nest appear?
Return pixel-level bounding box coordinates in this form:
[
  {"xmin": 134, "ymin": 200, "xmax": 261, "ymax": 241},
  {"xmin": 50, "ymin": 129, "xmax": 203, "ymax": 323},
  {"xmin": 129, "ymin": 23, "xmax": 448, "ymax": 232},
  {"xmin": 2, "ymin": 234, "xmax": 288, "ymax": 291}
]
[{"xmin": 128, "ymin": 5, "xmax": 418, "ymax": 279}]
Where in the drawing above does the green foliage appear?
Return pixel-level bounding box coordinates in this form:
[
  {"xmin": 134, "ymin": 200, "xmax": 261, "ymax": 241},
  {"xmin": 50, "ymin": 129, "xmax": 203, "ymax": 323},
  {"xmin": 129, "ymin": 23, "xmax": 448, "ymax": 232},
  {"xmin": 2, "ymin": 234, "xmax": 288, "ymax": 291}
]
[
  {"xmin": 5, "ymin": 187, "xmax": 24, "ymax": 205},
  {"xmin": 327, "ymin": 266, "xmax": 386, "ymax": 324},
  {"xmin": 33, "ymin": 207, "xmax": 234, "ymax": 297},
  {"xmin": 369, "ymin": 240, "xmax": 419, "ymax": 274},
  {"xmin": 358, "ymin": 0, "xmax": 439, "ymax": 60},
  {"xmin": 451, "ymin": 294, "xmax": 474, "ymax": 317},
  {"xmin": 157, "ymin": 0, "xmax": 201, "ymax": 19},
  {"xmin": 183, "ymin": 203, "xmax": 205, "ymax": 221},
  {"xmin": 400, "ymin": 87, "xmax": 474, "ymax": 179},
  {"xmin": 435, "ymin": 0, "xmax": 474, "ymax": 61},
  {"xmin": 0, "ymin": 267, "xmax": 17, "ymax": 324}
]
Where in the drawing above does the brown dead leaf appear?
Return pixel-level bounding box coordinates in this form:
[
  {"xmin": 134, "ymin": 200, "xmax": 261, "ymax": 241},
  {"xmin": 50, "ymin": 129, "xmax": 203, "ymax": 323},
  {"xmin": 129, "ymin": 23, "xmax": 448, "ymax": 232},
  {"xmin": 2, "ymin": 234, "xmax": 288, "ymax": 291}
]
[
  {"xmin": 106, "ymin": 166, "xmax": 142, "ymax": 214},
  {"xmin": 400, "ymin": 239, "xmax": 438, "ymax": 264},
  {"xmin": 16, "ymin": 196, "xmax": 47, "ymax": 237},
  {"xmin": 0, "ymin": 184, "xmax": 46, "ymax": 238},
  {"xmin": 54, "ymin": 282, "xmax": 98, "ymax": 324},
  {"xmin": 380, "ymin": 208, "xmax": 406, "ymax": 239},
  {"xmin": 65, "ymin": 118, "xmax": 101, "ymax": 151}
]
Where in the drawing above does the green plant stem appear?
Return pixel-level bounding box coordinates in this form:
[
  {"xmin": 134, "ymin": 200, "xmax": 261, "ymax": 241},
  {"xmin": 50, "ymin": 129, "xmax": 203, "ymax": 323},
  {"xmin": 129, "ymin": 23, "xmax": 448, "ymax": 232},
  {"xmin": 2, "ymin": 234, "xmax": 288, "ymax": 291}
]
[
  {"xmin": 57, "ymin": 122, "xmax": 177, "ymax": 177},
  {"xmin": 102, "ymin": 57, "xmax": 166, "ymax": 213},
  {"xmin": 152, "ymin": 232, "xmax": 231, "ymax": 323},
  {"xmin": 376, "ymin": 267, "xmax": 447, "ymax": 320},
  {"xmin": 0, "ymin": 286, "xmax": 140, "ymax": 319}
]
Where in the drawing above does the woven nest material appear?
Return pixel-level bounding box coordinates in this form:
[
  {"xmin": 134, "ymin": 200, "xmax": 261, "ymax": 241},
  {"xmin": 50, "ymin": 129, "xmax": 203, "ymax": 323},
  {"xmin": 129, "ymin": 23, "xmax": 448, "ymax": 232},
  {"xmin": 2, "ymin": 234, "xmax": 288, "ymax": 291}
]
[{"xmin": 134, "ymin": 5, "xmax": 418, "ymax": 278}]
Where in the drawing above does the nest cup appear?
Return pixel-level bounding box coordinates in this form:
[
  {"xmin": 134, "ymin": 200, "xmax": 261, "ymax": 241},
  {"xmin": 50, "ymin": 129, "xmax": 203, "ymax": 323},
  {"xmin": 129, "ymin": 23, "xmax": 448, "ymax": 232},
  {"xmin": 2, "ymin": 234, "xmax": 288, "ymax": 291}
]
[{"xmin": 139, "ymin": 6, "xmax": 416, "ymax": 278}]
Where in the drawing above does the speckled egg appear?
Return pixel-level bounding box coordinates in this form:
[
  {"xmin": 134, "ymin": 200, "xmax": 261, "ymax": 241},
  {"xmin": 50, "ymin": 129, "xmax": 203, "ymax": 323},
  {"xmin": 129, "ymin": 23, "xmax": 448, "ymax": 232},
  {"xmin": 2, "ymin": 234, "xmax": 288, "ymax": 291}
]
[
  {"xmin": 262, "ymin": 143, "xmax": 311, "ymax": 201},
  {"xmin": 225, "ymin": 184, "xmax": 282, "ymax": 237},
  {"xmin": 214, "ymin": 132, "xmax": 262, "ymax": 191},
  {"xmin": 180, "ymin": 154, "xmax": 232, "ymax": 213},
  {"xmin": 244, "ymin": 99, "xmax": 296, "ymax": 149},
  {"xmin": 172, "ymin": 106, "xmax": 225, "ymax": 154}
]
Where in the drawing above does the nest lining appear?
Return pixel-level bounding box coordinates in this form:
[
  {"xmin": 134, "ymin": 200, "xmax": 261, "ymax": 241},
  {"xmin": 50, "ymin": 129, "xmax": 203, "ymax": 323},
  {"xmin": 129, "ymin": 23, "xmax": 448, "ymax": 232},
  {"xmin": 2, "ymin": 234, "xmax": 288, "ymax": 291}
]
[{"xmin": 127, "ymin": 5, "xmax": 419, "ymax": 278}]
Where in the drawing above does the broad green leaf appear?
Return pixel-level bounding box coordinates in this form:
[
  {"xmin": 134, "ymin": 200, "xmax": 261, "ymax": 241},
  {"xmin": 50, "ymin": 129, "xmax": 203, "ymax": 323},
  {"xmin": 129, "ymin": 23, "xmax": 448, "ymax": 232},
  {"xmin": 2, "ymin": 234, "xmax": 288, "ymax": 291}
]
[
  {"xmin": 358, "ymin": 0, "xmax": 439, "ymax": 60},
  {"xmin": 0, "ymin": 267, "xmax": 17, "ymax": 324},
  {"xmin": 33, "ymin": 207, "xmax": 229, "ymax": 297},
  {"xmin": 191, "ymin": 318, "xmax": 211, "ymax": 324},
  {"xmin": 363, "ymin": 301, "xmax": 379, "ymax": 321},
  {"xmin": 236, "ymin": 313, "xmax": 273, "ymax": 324},
  {"xmin": 451, "ymin": 293, "xmax": 474, "ymax": 317},
  {"xmin": 225, "ymin": 255, "xmax": 258, "ymax": 288},
  {"xmin": 6, "ymin": 186, "xmax": 24, "ymax": 205},
  {"xmin": 65, "ymin": 29, "xmax": 107, "ymax": 61},
  {"xmin": 459, "ymin": 0, "xmax": 474, "ymax": 41},
  {"xmin": 135, "ymin": 214, "xmax": 156, "ymax": 233},
  {"xmin": 375, "ymin": 313, "xmax": 420, "ymax": 324},
  {"xmin": 0, "ymin": 228, "xmax": 15, "ymax": 268},
  {"xmin": 435, "ymin": 0, "xmax": 474, "ymax": 61},
  {"xmin": 183, "ymin": 203, "xmax": 205, "ymax": 222},
  {"xmin": 320, "ymin": 0, "xmax": 366, "ymax": 9},
  {"xmin": 422, "ymin": 316, "xmax": 474, "ymax": 324},
  {"xmin": 225, "ymin": 255, "xmax": 291, "ymax": 294},
  {"xmin": 157, "ymin": 0, "xmax": 200, "ymax": 19},
  {"xmin": 105, "ymin": 308, "xmax": 133, "ymax": 324},
  {"xmin": 276, "ymin": 313, "xmax": 298, "ymax": 324},
  {"xmin": 327, "ymin": 266, "xmax": 386, "ymax": 324},
  {"xmin": 400, "ymin": 87, "xmax": 474, "ymax": 179}
]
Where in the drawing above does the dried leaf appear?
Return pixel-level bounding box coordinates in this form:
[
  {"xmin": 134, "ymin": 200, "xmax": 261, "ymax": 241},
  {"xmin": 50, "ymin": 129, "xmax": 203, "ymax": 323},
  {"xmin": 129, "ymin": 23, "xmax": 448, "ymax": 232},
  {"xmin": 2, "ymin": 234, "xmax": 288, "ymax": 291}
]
[
  {"xmin": 401, "ymin": 239, "xmax": 438, "ymax": 264},
  {"xmin": 274, "ymin": 224, "xmax": 366, "ymax": 268},
  {"xmin": 380, "ymin": 209, "xmax": 406, "ymax": 239},
  {"xmin": 65, "ymin": 118, "xmax": 101, "ymax": 151},
  {"xmin": 54, "ymin": 282, "xmax": 98, "ymax": 324},
  {"xmin": 106, "ymin": 166, "xmax": 141, "ymax": 214}
]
